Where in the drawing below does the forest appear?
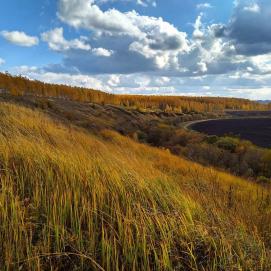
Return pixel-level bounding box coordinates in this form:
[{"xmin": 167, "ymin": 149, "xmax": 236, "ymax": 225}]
[{"xmin": 1, "ymin": 72, "xmax": 270, "ymax": 113}]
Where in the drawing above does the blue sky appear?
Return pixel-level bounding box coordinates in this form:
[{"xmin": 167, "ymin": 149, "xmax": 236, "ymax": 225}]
[{"xmin": 1, "ymin": 0, "xmax": 271, "ymax": 99}]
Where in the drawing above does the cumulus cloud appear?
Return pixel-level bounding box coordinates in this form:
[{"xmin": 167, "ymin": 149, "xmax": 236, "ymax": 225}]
[
  {"xmin": 46, "ymin": 0, "xmax": 270, "ymax": 79},
  {"xmin": 53, "ymin": 0, "xmax": 271, "ymax": 78},
  {"xmin": 10, "ymin": 0, "xmax": 269, "ymax": 98},
  {"xmin": 0, "ymin": 58, "xmax": 5, "ymax": 66},
  {"xmin": 41, "ymin": 27, "xmax": 116, "ymax": 61},
  {"xmin": 218, "ymin": 0, "xmax": 271, "ymax": 55},
  {"xmin": 57, "ymin": 0, "xmax": 189, "ymax": 67},
  {"xmin": 0, "ymin": 30, "xmax": 39, "ymax": 47},
  {"xmin": 52, "ymin": 0, "xmax": 190, "ymax": 73},
  {"xmin": 58, "ymin": 0, "xmax": 141, "ymax": 36},
  {"xmin": 243, "ymin": 3, "xmax": 260, "ymax": 13},
  {"xmin": 41, "ymin": 28, "xmax": 91, "ymax": 51},
  {"xmin": 92, "ymin": 47, "xmax": 113, "ymax": 57},
  {"xmin": 57, "ymin": 0, "xmax": 188, "ymax": 48},
  {"xmin": 193, "ymin": 15, "xmax": 204, "ymax": 39}
]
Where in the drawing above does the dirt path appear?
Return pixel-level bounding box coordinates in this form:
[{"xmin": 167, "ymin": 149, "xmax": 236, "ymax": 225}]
[{"xmin": 181, "ymin": 118, "xmax": 226, "ymax": 131}]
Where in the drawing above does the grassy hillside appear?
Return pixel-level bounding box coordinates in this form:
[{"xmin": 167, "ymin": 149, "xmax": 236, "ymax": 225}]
[
  {"xmin": 2, "ymin": 95, "xmax": 270, "ymax": 183},
  {"xmin": 1, "ymin": 101, "xmax": 271, "ymax": 270}
]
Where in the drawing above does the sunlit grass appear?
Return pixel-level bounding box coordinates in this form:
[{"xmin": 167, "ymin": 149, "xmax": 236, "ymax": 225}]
[{"xmin": 0, "ymin": 102, "xmax": 271, "ymax": 270}]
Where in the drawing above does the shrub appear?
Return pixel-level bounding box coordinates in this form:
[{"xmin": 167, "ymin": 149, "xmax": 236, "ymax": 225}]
[
  {"xmin": 206, "ymin": 135, "xmax": 219, "ymax": 144},
  {"xmin": 216, "ymin": 137, "xmax": 238, "ymax": 152},
  {"xmin": 257, "ymin": 176, "xmax": 271, "ymax": 185}
]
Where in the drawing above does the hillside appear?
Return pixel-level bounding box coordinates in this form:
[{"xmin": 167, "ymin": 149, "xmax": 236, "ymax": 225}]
[
  {"xmin": 1, "ymin": 101, "xmax": 271, "ymax": 270},
  {"xmin": 2, "ymin": 94, "xmax": 271, "ymax": 183}
]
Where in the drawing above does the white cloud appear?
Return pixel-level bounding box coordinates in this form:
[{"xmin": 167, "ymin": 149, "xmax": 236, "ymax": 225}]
[
  {"xmin": 193, "ymin": 15, "xmax": 204, "ymax": 39},
  {"xmin": 250, "ymin": 53, "xmax": 271, "ymax": 73},
  {"xmin": 92, "ymin": 47, "xmax": 113, "ymax": 57},
  {"xmin": 0, "ymin": 31, "xmax": 39, "ymax": 47},
  {"xmin": 136, "ymin": 0, "xmax": 156, "ymax": 7},
  {"xmin": 196, "ymin": 3, "xmax": 213, "ymax": 9},
  {"xmin": 50, "ymin": 0, "xmax": 266, "ymax": 78},
  {"xmin": 137, "ymin": 0, "xmax": 147, "ymax": 7},
  {"xmin": 0, "ymin": 58, "xmax": 5, "ymax": 66},
  {"xmin": 6, "ymin": 0, "xmax": 268, "ymax": 99},
  {"xmin": 12, "ymin": 66, "xmax": 110, "ymax": 91},
  {"xmin": 108, "ymin": 74, "xmax": 120, "ymax": 86},
  {"xmin": 227, "ymin": 87, "xmax": 271, "ymax": 100},
  {"xmin": 9, "ymin": 65, "xmax": 271, "ymax": 99},
  {"xmin": 97, "ymin": 0, "xmax": 157, "ymax": 7},
  {"xmin": 56, "ymin": 0, "xmax": 189, "ymax": 72},
  {"xmin": 243, "ymin": 3, "xmax": 260, "ymax": 13},
  {"xmin": 41, "ymin": 27, "xmax": 91, "ymax": 51},
  {"xmin": 222, "ymin": 0, "xmax": 271, "ymax": 55},
  {"xmin": 58, "ymin": 0, "xmax": 188, "ymax": 47},
  {"xmin": 41, "ymin": 28, "xmax": 115, "ymax": 58},
  {"xmin": 58, "ymin": 0, "xmax": 141, "ymax": 36},
  {"xmin": 197, "ymin": 61, "xmax": 207, "ymax": 72},
  {"xmin": 53, "ymin": 0, "xmax": 271, "ymax": 79},
  {"xmin": 14, "ymin": 65, "xmax": 38, "ymax": 73},
  {"xmin": 151, "ymin": 1, "xmax": 157, "ymax": 7}
]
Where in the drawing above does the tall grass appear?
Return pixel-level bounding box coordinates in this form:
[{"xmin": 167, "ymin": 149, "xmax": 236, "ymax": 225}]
[{"xmin": 0, "ymin": 102, "xmax": 271, "ymax": 270}]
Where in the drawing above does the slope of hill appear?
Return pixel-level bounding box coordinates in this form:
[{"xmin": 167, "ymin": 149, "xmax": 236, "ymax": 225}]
[
  {"xmin": 2, "ymin": 94, "xmax": 271, "ymax": 183},
  {"xmin": 1, "ymin": 101, "xmax": 271, "ymax": 270}
]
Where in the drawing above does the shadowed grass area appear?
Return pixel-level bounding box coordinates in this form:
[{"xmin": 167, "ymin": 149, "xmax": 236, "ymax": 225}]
[{"xmin": 0, "ymin": 102, "xmax": 271, "ymax": 270}]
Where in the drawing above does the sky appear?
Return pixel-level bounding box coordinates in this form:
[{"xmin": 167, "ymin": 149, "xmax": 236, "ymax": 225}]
[{"xmin": 0, "ymin": 0, "xmax": 271, "ymax": 99}]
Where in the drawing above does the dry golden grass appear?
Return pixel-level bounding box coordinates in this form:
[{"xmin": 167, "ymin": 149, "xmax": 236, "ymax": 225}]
[{"xmin": 0, "ymin": 102, "xmax": 271, "ymax": 270}]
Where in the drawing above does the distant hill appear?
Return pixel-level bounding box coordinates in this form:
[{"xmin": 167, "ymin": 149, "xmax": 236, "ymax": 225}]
[{"xmin": 257, "ymin": 100, "xmax": 271, "ymax": 104}]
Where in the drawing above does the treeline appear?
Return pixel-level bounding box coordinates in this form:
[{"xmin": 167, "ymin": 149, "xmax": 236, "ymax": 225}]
[{"xmin": 1, "ymin": 72, "xmax": 270, "ymax": 112}]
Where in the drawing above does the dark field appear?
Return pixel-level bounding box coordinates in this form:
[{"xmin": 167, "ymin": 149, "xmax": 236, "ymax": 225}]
[
  {"xmin": 191, "ymin": 118, "xmax": 271, "ymax": 148},
  {"xmin": 227, "ymin": 110, "xmax": 271, "ymax": 117}
]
